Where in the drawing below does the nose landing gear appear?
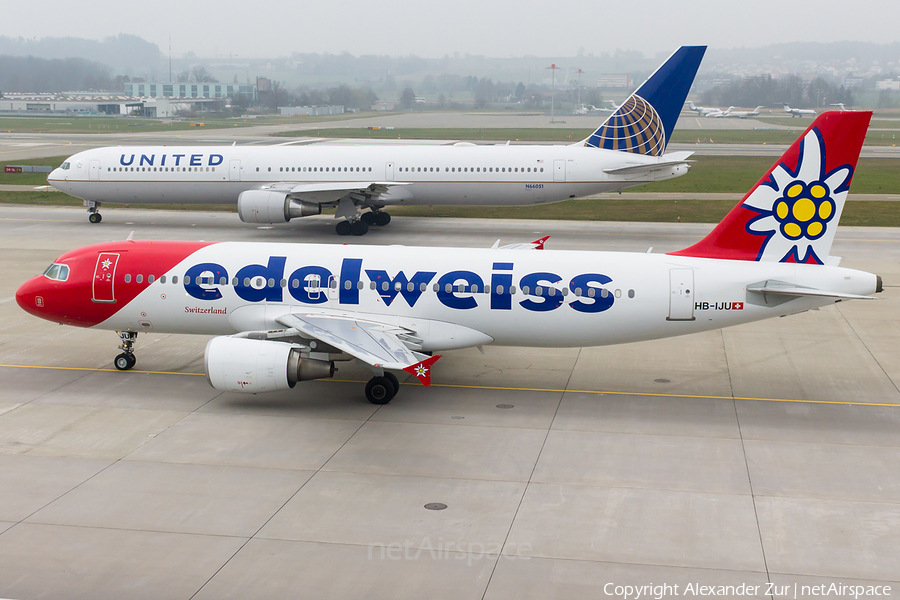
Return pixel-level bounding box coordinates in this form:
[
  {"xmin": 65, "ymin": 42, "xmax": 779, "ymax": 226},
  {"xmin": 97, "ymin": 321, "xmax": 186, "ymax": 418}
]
[
  {"xmin": 87, "ymin": 201, "xmax": 102, "ymax": 223},
  {"xmin": 114, "ymin": 331, "xmax": 137, "ymax": 370}
]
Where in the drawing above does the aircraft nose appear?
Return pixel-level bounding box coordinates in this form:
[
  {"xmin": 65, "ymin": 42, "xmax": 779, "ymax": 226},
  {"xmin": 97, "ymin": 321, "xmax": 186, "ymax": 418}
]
[{"xmin": 16, "ymin": 276, "xmax": 51, "ymax": 319}]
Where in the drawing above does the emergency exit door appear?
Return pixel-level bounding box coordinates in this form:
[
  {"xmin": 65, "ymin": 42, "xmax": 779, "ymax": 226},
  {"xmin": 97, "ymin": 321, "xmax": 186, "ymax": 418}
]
[
  {"xmin": 667, "ymin": 268, "xmax": 695, "ymax": 321},
  {"xmin": 229, "ymin": 159, "xmax": 241, "ymax": 181}
]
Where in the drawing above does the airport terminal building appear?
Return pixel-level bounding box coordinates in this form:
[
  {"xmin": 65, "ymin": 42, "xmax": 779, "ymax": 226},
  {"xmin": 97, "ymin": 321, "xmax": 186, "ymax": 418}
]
[{"xmin": 123, "ymin": 82, "xmax": 257, "ymax": 101}]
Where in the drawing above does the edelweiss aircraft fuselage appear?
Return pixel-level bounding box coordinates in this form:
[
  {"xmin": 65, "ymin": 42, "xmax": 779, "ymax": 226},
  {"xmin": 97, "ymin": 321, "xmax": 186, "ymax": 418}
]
[
  {"xmin": 20, "ymin": 240, "xmax": 877, "ymax": 346},
  {"xmin": 48, "ymin": 46, "xmax": 707, "ymax": 236}
]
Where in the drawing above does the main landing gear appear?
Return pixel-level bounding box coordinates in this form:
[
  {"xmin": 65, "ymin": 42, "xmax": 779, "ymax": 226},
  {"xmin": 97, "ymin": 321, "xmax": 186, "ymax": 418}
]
[
  {"xmin": 87, "ymin": 201, "xmax": 102, "ymax": 224},
  {"xmin": 335, "ymin": 211, "xmax": 391, "ymax": 236},
  {"xmin": 365, "ymin": 372, "xmax": 400, "ymax": 405},
  {"xmin": 114, "ymin": 331, "xmax": 137, "ymax": 370}
]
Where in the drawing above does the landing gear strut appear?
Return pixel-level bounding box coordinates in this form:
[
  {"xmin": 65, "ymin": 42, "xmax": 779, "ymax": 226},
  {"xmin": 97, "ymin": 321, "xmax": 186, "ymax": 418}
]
[
  {"xmin": 87, "ymin": 201, "xmax": 102, "ymax": 224},
  {"xmin": 114, "ymin": 331, "xmax": 137, "ymax": 370},
  {"xmin": 365, "ymin": 372, "xmax": 400, "ymax": 404}
]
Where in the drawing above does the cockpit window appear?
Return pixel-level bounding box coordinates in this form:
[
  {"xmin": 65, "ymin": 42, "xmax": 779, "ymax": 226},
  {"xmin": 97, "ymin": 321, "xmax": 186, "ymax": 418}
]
[
  {"xmin": 60, "ymin": 162, "xmax": 70, "ymax": 170},
  {"xmin": 42, "ymin": 263, "xmax": 69, "ymax": 281}
]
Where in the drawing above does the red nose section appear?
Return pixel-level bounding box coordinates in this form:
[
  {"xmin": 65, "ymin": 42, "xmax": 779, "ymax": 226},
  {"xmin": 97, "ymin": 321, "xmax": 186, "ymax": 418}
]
[
  {"xmin": 16, "ymin": 276, "xmax": 48, "ymax": 320},
  {"xmin": 17, "ymin": 240, "xmax": 217, "ymax": 328}
]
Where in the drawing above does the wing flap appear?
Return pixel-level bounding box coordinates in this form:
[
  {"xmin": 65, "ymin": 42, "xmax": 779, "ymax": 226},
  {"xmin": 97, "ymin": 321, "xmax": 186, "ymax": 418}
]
[
  {"xmin": 260, "ymin": 181, "xmax": 407, "ymax": 204},
  {"xmin": 275, "ymin": 312, "xmax": 424, "ymax": 370}
]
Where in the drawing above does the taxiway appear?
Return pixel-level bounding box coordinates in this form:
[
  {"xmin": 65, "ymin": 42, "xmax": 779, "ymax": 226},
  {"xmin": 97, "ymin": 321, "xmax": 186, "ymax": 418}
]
[{"xmin": 0, "ymin": 206, "xmax": 898, "ymax": 598}]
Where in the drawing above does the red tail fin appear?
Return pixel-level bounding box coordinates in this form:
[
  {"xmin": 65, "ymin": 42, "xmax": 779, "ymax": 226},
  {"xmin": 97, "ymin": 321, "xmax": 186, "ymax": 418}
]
[{"xmin": 669, "ymin": 111, "xmax": 871, "ymax": 264}]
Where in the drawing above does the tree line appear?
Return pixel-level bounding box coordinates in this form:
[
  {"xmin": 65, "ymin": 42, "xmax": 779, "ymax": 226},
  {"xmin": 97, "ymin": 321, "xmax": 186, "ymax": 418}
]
[{"xmin": 0, "ymin": 55, "xmax": 113, "ymax": 93}]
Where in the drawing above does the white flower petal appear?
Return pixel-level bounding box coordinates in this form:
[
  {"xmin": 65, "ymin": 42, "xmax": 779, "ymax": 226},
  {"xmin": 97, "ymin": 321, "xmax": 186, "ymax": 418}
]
[
  {"xmin": 825, "ymin": 166, "xmax": 851, "ymax": 191},
  {"xmin": 742, "ymin": 186, "xmax": 779, "ymax": 211},
  {"xmin": 796, "ymin": 131, "xmax": 823, "ymax": 182},
  {"xmin": 770, "ymin": 165, "xmax": 794, "ymax": 190},
  {"xmin": 747, "ymin": 215, "xmax": 778, "ymax": 233}
]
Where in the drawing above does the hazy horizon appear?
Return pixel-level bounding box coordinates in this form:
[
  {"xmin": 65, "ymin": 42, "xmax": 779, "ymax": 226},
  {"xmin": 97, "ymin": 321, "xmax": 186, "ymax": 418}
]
[{"xmin": 3, "ymin": 0, "xmax": 898, "ymax": 60}]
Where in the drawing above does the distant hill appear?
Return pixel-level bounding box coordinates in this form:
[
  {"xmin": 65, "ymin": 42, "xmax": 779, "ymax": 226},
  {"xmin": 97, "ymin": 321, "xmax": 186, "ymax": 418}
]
[
  {"xmin": 0, "ymin": 34, "xmax": 163, "ymax": 75},
  {"xmin": 0, "ymin": 56, "xmax": 113, "ymax": 93}
]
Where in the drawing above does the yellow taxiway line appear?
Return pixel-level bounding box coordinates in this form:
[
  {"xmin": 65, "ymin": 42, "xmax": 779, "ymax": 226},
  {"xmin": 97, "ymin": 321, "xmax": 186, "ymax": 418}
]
[{"xmin": 1, "ymin": 363, "xmax": 898, "ymax": 408}]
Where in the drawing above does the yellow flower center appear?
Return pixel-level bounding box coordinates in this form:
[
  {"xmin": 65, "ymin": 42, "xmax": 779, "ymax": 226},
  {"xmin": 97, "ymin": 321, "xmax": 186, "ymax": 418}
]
[
  {"xmin": 819, "ymin": 201, "xmax": 833, "ymax": 220},
  {"xmin": 792, "ymin": 198, "xmax": 816, "ymax": 222},
  {"xmin": 787, "ymin": 183, "xmax": 803, "ymax": 198},
  {"xmin": 807, "ymin": 222, "xmax": 823, "ymax": 237}
]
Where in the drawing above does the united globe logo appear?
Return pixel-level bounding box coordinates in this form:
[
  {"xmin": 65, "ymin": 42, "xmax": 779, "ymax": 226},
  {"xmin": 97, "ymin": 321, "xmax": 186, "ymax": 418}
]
[{"xmin": 585, "ymin": 96, "xmax": 666, "ymax": 157}]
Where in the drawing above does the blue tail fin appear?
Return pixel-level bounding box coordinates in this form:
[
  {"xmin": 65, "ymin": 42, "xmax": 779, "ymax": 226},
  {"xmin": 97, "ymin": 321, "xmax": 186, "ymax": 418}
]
[{"xmin": 583, "ymin": 46, "xmax": 706, "ymax": 156}]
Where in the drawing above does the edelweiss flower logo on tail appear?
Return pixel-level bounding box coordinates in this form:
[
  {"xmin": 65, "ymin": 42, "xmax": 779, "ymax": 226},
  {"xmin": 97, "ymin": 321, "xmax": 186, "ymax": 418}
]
[{"xmin": 742, "ymin": 127, "xmax": 853, "ymax": 264}]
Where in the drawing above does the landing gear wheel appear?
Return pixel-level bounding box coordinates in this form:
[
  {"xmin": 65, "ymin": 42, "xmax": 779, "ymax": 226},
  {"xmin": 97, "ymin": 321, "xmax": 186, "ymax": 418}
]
[
  {"xmin": 361, "ymin": 211, "xmax": 377, "ymax": 225},
  {"xmin": 365, "ymin": 376, "xmax": 396, "ymax": 405},
  {"xmin": 350, "ymin": 220, "xmax": 369, "ymax": 236},
  {"xmin": 384, "ymin": 372, "xmax": 400, "ymax": 396},
  {"xmin": 374, "ymin": 212, "xmax": 391, "ymax": 226},
  {"xmin": 335, "ymin": 220, "xmax": 351, "ymax": 236},
  {"xmin": 114, "ymin": 353, "xmax": 135, "ymax": 371},
  {"xmin": 89, "ymin": 213, "xmax": 102, "ymax": 224}
]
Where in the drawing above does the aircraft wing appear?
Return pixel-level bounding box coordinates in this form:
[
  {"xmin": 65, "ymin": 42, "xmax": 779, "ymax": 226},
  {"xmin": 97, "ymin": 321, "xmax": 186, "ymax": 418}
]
[
  {"xmin": 275, "ymin": 312, "xmax": 440, "ymax": 384},
  {"xmin": 603, "ymin": 151, "xmax": 693, "ymax": 175},
  {"xmin": 262, "ymin": 181, "xmax": 408, "ymax": 204},
  {"xmin": 747, "ymin": 280, "xmax": 876, "ymax": 300}
]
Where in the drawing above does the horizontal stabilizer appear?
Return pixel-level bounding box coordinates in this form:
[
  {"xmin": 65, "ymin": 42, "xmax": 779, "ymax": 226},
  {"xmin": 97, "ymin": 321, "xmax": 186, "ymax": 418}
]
[
  {"xmin": 747, "ymin": 280, "xmax": 875, "ymax": 300},
  {"xmin": 603, "ymin": 152, "xmax": 693, "ymax": 175}
]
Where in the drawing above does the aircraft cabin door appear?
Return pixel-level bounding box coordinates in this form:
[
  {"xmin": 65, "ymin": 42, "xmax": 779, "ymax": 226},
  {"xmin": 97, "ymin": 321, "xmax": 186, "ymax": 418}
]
[
  {"xmin": 385, "ymin": 162, "xmax": 395, "ymax": 181},
  {"xmin": 229, "ymin": 159, "xmax": 241, "ymax": 181},
  {"xmin": 667, "ymin": 268, "xmax": 695, "ymax": 321},
  {"xmin": 92, "ymin": 252, "xmax": 119, "ymax": 303},
  {"xmin": 553, "ymin": 159, "xmax": 566, "ymax": 182},
  {"xmin": 89, "ymin": 159, "xmax": 101, "ymax": 181}
]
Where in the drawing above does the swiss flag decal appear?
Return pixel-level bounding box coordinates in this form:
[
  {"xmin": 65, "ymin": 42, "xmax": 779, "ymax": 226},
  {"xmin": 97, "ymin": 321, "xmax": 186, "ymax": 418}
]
[
  {"xmin": 402, "ymin": 355, "xmax": 442, "ymax": 386},
  {"xmin": 733, "ymin": 302, "xmax": 744, "ymax": 310}
]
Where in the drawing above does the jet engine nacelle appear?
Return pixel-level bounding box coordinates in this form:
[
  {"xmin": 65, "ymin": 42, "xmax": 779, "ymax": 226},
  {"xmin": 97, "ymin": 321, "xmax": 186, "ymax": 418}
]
[
  {"xmin": 237, "ymin": 190, "xmax": 321, "ymax": 224},
  {"xmin": 204, "ymin": 336, "xmax": 334, "ymax": 393}
]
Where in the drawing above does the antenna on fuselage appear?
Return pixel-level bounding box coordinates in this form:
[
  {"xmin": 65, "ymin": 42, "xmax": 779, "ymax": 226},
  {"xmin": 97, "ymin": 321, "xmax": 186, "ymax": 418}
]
[{"xmin": 126, "ymin": 231, "xmax": 135, "ymax": 242}]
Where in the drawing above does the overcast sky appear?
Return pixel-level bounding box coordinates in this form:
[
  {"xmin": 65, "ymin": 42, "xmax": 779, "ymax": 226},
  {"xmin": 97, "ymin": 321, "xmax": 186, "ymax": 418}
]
[{"xmin": 3, "ymin": 0, "xmax": 897, "ymax": 58}]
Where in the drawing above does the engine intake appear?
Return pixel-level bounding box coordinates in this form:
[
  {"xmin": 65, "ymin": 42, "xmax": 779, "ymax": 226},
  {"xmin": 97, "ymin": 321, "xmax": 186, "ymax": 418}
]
[
  {"xmin": 237, "ymin": 190, "xmax": 321, "ymax": 224},
  {"xmin": 204, "ymin": 336, "xmax": 334, "ymax": 393}
]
